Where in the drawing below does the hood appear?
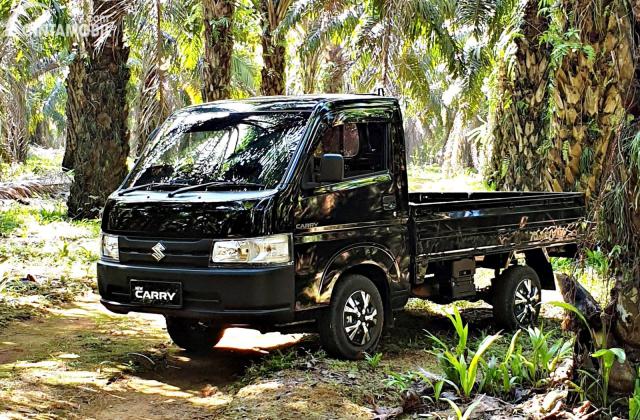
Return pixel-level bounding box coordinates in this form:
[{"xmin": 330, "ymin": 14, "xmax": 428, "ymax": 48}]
[{"xmin": 102, "ymin": 189, "xmax": 280, "ymax": 239}]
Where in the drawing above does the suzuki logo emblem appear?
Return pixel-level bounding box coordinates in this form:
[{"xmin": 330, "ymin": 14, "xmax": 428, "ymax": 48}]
[{"xmin": 151, "ymin": 242, "xmax": 166, "ymax": 261}]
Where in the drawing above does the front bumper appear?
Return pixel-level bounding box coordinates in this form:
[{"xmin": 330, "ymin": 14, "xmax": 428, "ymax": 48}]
[{"xmin": 97, "ymin": 260, "xmax": 295, "ymax": 324}]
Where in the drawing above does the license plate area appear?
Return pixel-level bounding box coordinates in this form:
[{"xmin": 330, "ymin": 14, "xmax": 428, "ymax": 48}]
[{"xmin": 130, "ymin": 280, "xmax": 182, "ymax": 307}]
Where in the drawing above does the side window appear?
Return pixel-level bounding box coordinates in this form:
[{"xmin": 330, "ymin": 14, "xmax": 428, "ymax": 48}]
[
  {"xmin": 313, "ymin": 123, "xmax": 359, "ymax": 158},
  {"xmin": 312, "ymin": 121, "xmax": 389, "ymax": 180},
  {"xmin": 347, "ymin": 122, "xmax": 387, "ymax": 177}
]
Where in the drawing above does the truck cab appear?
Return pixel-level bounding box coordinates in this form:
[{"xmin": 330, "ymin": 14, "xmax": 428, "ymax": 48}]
[{"xmin": 98, "ymin": 95, "xmax": 584, "ymax": 359}]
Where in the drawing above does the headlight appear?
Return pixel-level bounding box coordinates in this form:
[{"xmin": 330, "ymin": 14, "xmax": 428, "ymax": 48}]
[
  {"xmin": 101, "ymin": 233, "xmax": 119, "ymax": 261},
  {"xmin": 211, "ymin": 234, "xmax": 291, "ymax": 264}
]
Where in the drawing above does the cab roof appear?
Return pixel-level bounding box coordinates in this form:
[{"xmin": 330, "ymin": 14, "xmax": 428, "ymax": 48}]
[{"xmin": 180, "ymin": 94, "xmax": 398, "ymax": 113}]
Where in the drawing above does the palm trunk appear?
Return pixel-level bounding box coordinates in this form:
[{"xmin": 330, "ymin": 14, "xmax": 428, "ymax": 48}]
[
  {"xmin": 490, "ymin": 0, "xmax": 640, "ymax": 390},
  {"xmin": 259, "ymin": 0, "xmax": 286, "ymax": 96},
  {"xmin": 67, "ymin": 0, "xmax": 130, "ymax": 219},
  {"xmin": 0, "ymin": 72, "xmax": 28, "ymax": 164},
  {"xmin": 62, "ymin": 53, "xmax": 85, "ymax": 171},
  {"xmin": 0, "ymin": 4, "xmax": 29, "ymax": 164},
  {"xmin": 599, "ymin": 0, "xmax": 640, "ymax": 386},
  {"xmin": 380, "ymin": 8, "xmax": 391, "ymax": 90},
  {"xmin": 323, "ymin": 44, "xmax": 347, "ymax": 94},
  {"xmin": 488, "ymin": 1, "xmax": 551, "ymax": 191},
  {"xmin": 135, "ymin": 0, "xmax": 169, "ymax": 156},
  {"xmin": 1, "ymin": 82, "xmax": 28, "ymax": 163},
  {"xmin": 301, "ymin": 47, "xmax": 321, "ymax": 94},
  {"xmin": 202, "ymin": 0, "xmax": 234, "ymax": 101}
]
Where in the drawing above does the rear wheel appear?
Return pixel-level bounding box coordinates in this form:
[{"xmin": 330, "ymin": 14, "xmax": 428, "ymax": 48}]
[
  {"xmin": 492, "ymin": 265, "xmax": 542, "ymax": 330},
  {"xmin": 318, "ymin": 274, "xmax": 384, "ymax": 360},
  {"xmin": 165, "ymin": 317, "xmax": 225, "ymax": 353}
]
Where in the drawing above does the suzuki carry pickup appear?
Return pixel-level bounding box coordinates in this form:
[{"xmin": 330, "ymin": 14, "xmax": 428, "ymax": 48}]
[{"xmin": 97, "ymin": 95, "xmax": 585, "ymax": 359}]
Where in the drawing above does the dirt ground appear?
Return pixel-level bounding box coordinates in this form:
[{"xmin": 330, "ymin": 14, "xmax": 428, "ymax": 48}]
[
  {"xmin": 0, "ymin": 288, "xmax": 567, "ymax": 419},
  {"xmin": 1, "ymin": 291, "xmax": 471, "ymax": 419}
]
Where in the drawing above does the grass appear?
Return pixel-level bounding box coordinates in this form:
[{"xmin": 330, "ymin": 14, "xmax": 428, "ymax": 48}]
[
  {"xmin": 243, "ymin": 348, "xmax": 300, "ymax": 382},
  {"xmin": 0, "ymin": 200, "xmax": 100, "ymax": 328},
  {"xmin": 384, "ymin": 305, "xmax": 577, "ymax": 419},
  {"xmin": 0, "ymin": 206, "xmax": 29, "ymax": 236},
  {"xmin": 0, "ymin": 201, "xmax": 97, "ymax": 236},
  {"xmin": 0, "ymin": 148, "xmax": 63, "ymax": 181},
  {"xmin": 0, "ymin": 301, "xmax": 39, "ymax": 329},
  {"xmin": 408, "ymin": 164, "xmax": 488, "ymax": 192}
]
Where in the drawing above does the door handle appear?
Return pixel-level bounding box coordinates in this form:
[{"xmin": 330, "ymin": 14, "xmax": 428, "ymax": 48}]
[{"xmin": 382, "ymin": 195, "xmax": 397, "ymax": 210}]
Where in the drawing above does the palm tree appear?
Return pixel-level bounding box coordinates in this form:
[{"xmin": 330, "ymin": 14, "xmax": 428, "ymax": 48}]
[
  {"xmin": 62, "ymin": 48, "xmax": 84, "ymax": 171},
  {"xmin": 67, "ymin": 0, "xmax": 131, "ymax": 218},
  {"xmin": 63, "ymin": 1, "xmax": 90, "ymax": 171},
  {"xmin": 281, "ymin": 0, "xmax": 358, "ymax": 94},
  {"xmin": 128, "ymin": 0, "xmax": 254, "ymax": 153},
  {"xmin": 489, "ymin": 0, "xmax": 640, "ymax": 379},
  {"xmin": 298, "ymin": 20, "xmax": 322, "ymax": 94},
  {"xmin": 322, "ymin": 43, "xmax": 348, "ymax": 93},
  {"xmin": 487, "ymin": 0, "xmax": 552, "ymax": 191},
  {"xmin": 0, "ymin": 1, "xmax": 30, "ymax": 163},
  {"xmin": 0, "ymin": 0, "xmax": 69, "ymax": 164},
  {"xmin": 127, "ymin": 0, "xmax": 171, "ymax": 154},
  {"xmin": 202, "ymin": 0, "xmax": 234, "ymax": 101},
  {"xmin": 255, "ymin": 0, "xmax": 294, "ymax": 95},
  {"xmin": 339, "ymin": 0, "xmax": 493, "ymax": 167}
]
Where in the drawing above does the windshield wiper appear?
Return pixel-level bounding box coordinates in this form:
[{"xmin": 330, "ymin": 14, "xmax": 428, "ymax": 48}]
[
  {"xmin": 167, "ymin": 181, "xmax": 265, "ymax": 197},
  {"xmin": 118, "ymin": 182, "xmax": 188, "ymax": 196}
]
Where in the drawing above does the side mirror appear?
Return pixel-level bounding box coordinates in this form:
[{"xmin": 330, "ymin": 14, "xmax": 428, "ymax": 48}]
[{"xmin": 318, "ymin": 154, "xmax": 344, "ymax": 183}]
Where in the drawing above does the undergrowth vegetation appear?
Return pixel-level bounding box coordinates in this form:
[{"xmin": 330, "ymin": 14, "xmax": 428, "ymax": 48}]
[
  {"xmin": 414, "ymin": 307, "xmax": 572, "ymax": 400},
  {"xmin": 0, "ymin": 148, "xmax": 63, "ymax": 181},
  {"xmin": 382, "ymin": 303, "xmax": 635, "ymax": 418},
  {"xmin": 0, "ymin": 200, "xmax": 99, "ymax": 328}
]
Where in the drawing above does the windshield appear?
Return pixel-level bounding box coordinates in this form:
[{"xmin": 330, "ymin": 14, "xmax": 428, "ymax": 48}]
[{"xmin": 124, "ymin": 110, "xmax": 310, "ymax": 190}]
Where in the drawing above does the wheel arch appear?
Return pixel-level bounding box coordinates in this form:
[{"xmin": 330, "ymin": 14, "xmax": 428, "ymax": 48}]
[{"xmin": 318, "ymin": 243, "xmax": 399, "ymax": 323}]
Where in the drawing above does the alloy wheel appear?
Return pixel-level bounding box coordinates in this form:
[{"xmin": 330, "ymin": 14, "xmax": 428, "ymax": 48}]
[
  {"xmin": 343, "ymin": 290, "xmax": 379, "ymax": 346},
  {"xmin": 513, "ymin": 278, "xmax": 540, "ymax": 325}
]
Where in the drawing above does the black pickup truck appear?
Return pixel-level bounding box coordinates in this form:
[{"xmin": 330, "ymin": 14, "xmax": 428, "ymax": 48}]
[{"xmin": 97, "ymin": 95, "xmax": 585, "ymax": 359}]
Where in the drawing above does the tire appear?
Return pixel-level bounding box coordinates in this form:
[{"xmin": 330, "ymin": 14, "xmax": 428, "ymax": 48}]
[
  {"xmin": 165, "ymin": 317, "xmax": 225, "ymax": 353},
  {"xmin": 492, "ymin": 265, "xmax": 542, "ymax": 330},
  {"xmin": 318, "ymin": 274, "xmax": 385, "ymax": 360}
]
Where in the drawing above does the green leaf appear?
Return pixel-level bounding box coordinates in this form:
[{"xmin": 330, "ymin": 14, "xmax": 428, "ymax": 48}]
[
  {"xmin": 462, "ymin": 395, "xmax": 485, "ymax": 420},
  {"xmin": 443, "ymin": 398, "xmax": 463, "ymax": 419},
  {"xmin": 592, "ymin": 347, "xmax": 626, "ymax": 366},
  {"xmin": 465, "ymin": 333, "xmax": 501, "ymax": 396},
  {"xmin": 548, "ymin": 301, "xmax": 593, "ymax": 338}
]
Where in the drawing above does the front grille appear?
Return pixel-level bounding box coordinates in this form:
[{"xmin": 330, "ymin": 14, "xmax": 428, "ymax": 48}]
[{"xmin": 119, "ymin": 236, "xmax": 212, "ymax": 267}]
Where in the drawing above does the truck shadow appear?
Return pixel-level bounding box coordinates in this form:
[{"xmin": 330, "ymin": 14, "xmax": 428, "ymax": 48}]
[{"xmin": 139, "ymin": 328, "xmax": 309, "ymax": 390}]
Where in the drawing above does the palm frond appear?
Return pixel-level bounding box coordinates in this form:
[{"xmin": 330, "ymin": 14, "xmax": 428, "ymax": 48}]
[
  {"xmin": 91, "ymin": 0, "xmax": 132, "ymax": 53},
  {"xmin": 409, "ymin": 0, "xmax": 462, "ymax": 75},
  {"xmin": 456, "ymin": 0, "xmax": 498, "ymax": 35},
  {"xmin": 231, "ymin": 52, "xmax": 259, "ymax": 95}
]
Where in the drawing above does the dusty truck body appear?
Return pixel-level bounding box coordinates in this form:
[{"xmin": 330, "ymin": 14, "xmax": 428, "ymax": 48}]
[{"xmin": 97, "ymin": 95, "xmax": 585, "ymax": 359}]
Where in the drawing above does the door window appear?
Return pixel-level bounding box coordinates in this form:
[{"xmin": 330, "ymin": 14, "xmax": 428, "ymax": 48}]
[{"xmin": 313, "ymin": 121, "xmax": 388, "ymax": 179}]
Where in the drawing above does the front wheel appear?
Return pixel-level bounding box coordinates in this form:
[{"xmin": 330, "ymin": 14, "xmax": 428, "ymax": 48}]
[
  {"xmin": 318, "ymin": 274, "xmax": 384, "ymax": 360},
  {"xmin": 165, "ymin": 317, "xmax": 225, "ymax": 353},
  {"xmin": 492, "ymin": 265, "xmax": 542, "ymax": 330}
]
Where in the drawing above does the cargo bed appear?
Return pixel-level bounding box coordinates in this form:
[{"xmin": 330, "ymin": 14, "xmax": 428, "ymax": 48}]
[{"xmin": 409, "ymin": 191, "xmax": 585, "ymax": 265}]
